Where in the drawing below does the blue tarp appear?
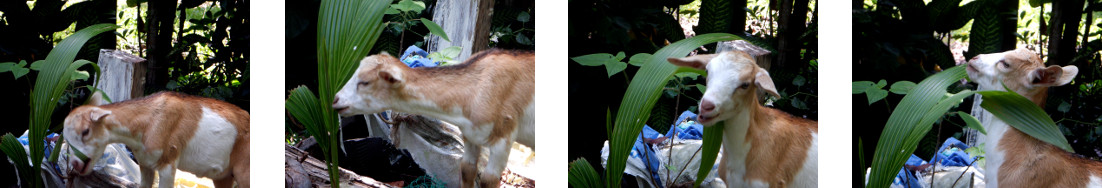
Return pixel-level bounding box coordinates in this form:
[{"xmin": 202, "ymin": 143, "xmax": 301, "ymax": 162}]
[
  {"xmin": 400, "ymin": 45, "xmax": 438, "ymax": 68},
  {"xmin": 629, "ymin": 111, "xmax": 709, "ymax": 188},
  {"xmin": 891, "ymin": 137, "xmax": 978, "ymax": 187}
]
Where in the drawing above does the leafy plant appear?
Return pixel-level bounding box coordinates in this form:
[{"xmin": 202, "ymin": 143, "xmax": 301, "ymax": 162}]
[
  {"xmin": 284, "ymin": 0, "xmax": 389, "ymax": 186},
  {"xmin": 567, "ymin": 33, "xmax": 744, "ymax": 188},
  {"xmin": 384, "ymin": 0, "xmax": 451, "ymax": 48},
  {"xmin": 0, "ymin": 23, "xmax": 115, "ymax": 188},
  {"xmin": 490, "ymin": 11, "xmax": 535, "ymax": 46}
]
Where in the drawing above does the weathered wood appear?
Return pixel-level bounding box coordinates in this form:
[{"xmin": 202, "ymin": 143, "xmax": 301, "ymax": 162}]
[
  {"xmin": 95, "ymin": 49, "xmax": 147, "ymax": 102},
  {"xmin": 717, "ymin": 40, "xmax": 773, "ymax": 71},
  {"xmin": 284, "ymin": 144, "xmax": 398, "ymax": 188}
]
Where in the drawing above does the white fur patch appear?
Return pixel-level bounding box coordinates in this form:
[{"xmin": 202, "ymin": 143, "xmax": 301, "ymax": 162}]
[
  {"xmin": 1088, "ymin": 175, "xmax": 1102, "ymax": 188},
  {"xmin": 175, "ymin": 107, "xmax": 236, "ymax": 179},
  {"xmin": 791, "ymin": 132, "xmax": 818, "ymax": 188}
]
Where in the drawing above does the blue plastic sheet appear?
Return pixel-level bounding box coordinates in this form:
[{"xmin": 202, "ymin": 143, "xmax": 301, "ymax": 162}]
[
  {"xmin": 628, "ymin": 111, "xmax": 709, "ymax": 188},
  {"xmin": 890, "ymin": 137, "xmax": 978, "ymax": 188},
  {"xmin": 400, "ymin": 45, "xmax": 438, "ymax": 68}
]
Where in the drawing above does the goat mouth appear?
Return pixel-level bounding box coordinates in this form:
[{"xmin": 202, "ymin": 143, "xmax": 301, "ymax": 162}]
[
  {"xmin": 333, "ymin": 106, "xmax": 349, "ymax": 114},
  {"xmin": 697, "ymin": 114, "xmax": 717, "ymax": 123}
]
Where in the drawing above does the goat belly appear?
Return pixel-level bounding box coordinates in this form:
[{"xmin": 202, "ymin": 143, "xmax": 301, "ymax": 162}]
[{"xmin": 175, "ymin": 106, "xmax": 238, "ymax": 179}]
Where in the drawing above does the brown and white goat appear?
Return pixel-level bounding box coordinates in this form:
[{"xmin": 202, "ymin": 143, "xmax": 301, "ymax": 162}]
[
  {"xmin": 668, "ymin": 50, "xmax": 818, "ymax": 188},
  {"xmin": 965, "ymin": 48, "xmax": 1102, "ymax": 188},
  {"xmin": 63, "ymin": 91, "xmax": 250, "ymax": 188},
  {"xmin": 332, "ymin": 49, "xmax": 535, "ymax": 188}
]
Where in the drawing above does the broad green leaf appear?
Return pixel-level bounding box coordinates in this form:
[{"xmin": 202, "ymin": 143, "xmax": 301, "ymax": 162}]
[
  {"xmin": 793, "ymin": 75, "xmax": 807, "ymax": 87},
  {"xmin": 674, "ymin": 72, "xmax": 702, "ymax": 80},
  {"xmin": 0, "ymin": 134, "xmax": 32, "ymax": 187},
  {"xmin": 868, "ymin": 66, "xmax": 967, "ymax": 188},
  {"xmin": 313, "ymin": 0, "xmax": 391, "ymax": 186},
  {"xmin": 889, "ymin": 81, "xmax": 917, "ymax": 95},
  {"xmin": 421, "ymin": 18, "xmax": 451, "ymax": 42},
  {"xmin": 876, "ymin": 79, "xmax": 887, "ymax": 88},
  {"xmin": 568, "ymin": 158, "xmax": 604, "ymax": 188},
  {"xmin": 628, "ymin": 53, "xmax": 651, "ymax": 67},
  {"xmin": 71, "ymin": 70, "xmax": 89, "ymax": 81},
  {"xmin": 853, "ymin": 81, "xmax": 874, "ymax": 94},
  {"xmin": 27, "ymin": 24, "xmax": 115, "ymax": 188},
  {"xmin": 572, "ymin": 53, "xmax": 614, "ymax": 66},
  {"xmin": 29, "ymin": 60, "xmax": 43, "ymax": 70},
  {"xmin": 1057, "ymin": 101, "xmax": 1071, "ymax": 113},
  {"xmin": 695, "ymin": 123, "xmax": 725, "ymax": 187},
  {"xmin": 11, "ymin": 66, "xmax": 29, "ymax": 79},
  {"xmin": 604, "ymin": 61, "xmax": 627, "ymax": 78},
  {"xmin": 384, "ymin": 8, "xmax": 399, "ymax": 15},
  {"xmin": 0, "ymin": 62, "xmax": 14, "ymax": 72},
  {"xmin": 600, "ymin": 33, "xmax": 741, "ymax": 188},
  {"xmin": 791, "ymin": 97, "xmax": 808, "ymax": 109},
  {"xmin": 614, "ymin": 51, "xmax": 626, "ymax": 62},
  {"xmin": 696, "ymin": 84, "xmax": 707, "ymax": 93},
  {"xmin": 956, "ymin": 111, "xmax": 986, "ymax": 135},
  {"xmin": 516, "ymin": 33, "xmax": 533, "ymax": 45},
  {"xmin": 865, "ymin": 86, "xmax": 888, "ymax": 105},
  {"xmin": 978, "ymin": 90, "xmax": 1074, "ymax": 152},
  {"xmin": 441, "ymin": 46, "xmax": 462, "ymax": 58},
  {"xmin": 517, "ymin": 11, "xmax": 531, "ymax": 23}
]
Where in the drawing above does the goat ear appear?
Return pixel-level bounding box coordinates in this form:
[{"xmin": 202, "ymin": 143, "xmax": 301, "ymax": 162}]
[
  {"xmin": 754, "ymin": 67, "xmax": 781, "ymax": 98},
  {"xmin": 1031, "ymin": 65, "xmax": 1077, "ymax": 87},
  {"xmin": 667, "ymin": 54, "xmax": 717, "ymax": 70},
  {"xmin": 378, "ymin": 68, "xmax": 404, "ymax": 87},
  {"xmin": 88, "ymin": 107, "xmax": 111, "ymax": 123}
]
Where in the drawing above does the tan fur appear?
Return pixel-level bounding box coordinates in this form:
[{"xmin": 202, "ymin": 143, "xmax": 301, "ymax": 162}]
[
  {"xmin": 968, "ymin": 48, "xmax": 1102, "ymax": 187},
  {"xmin": 741, "ymin": 81, "xmax": 818, "ymax": 187},
  {"xmin": 65, "ymin": 92, "xmax": 249, "ymax": 187}
]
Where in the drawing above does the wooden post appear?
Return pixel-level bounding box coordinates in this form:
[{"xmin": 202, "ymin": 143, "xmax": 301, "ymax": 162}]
[
  {"xmin": 716, "ymin": 40, "xmax": 773, "ymax": 71},
  {"xmin": 95, "ymin": 49, "xmax": 147, "ymax": 102}
]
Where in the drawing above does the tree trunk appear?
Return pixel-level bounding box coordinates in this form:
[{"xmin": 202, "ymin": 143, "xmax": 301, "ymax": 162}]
[
  {"xmin": 1047, "ymin": 0, "xmax": 1084, "ymax": 66},
  {"xmin": 776, "ymin": 0, "xmax": 809, "ymax": 72},
  {"xmin": 145, "ymin": 0, "xmax": 177, "ymax": 93},
  {"xmin": 471, "ymin": 0, "xmax": 495, "ymax": 54}
]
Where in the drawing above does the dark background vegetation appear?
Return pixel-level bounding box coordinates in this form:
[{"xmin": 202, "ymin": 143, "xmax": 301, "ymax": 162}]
[
  {"xmin": 853, "ymin": 0, "xmax": 1102, "ymax": 185},
  {"xmin": 0, "ymin": 0, "xmax": 248, "ymax": 186},
  {"xmin": 568, "ymin": 0, "xmax": 818, "ymax": 184}
]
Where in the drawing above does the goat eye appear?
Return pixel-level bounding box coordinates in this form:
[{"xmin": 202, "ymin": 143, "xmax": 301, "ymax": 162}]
[
  {"xmin": 739, "ymin": 83, "xmax": 750, "ymax": 89},
  {"xmin": 998, "ymin": 60, "xmax": 1009, "ymax": 67},
  {"xmin": 357, "ymin": 81, "xmax": 370, "ymax": 87},
  {"xmin": 81, "ymin": 129, "xmax": 89, "ymax": 137}
]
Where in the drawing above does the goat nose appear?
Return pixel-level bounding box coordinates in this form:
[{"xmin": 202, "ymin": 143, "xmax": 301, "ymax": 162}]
[
  {"xmin": 333, "ymin": 97, "xmax": 340, "ymax": 105},
  {"xmin": 701, "ymin": 100, "xmax": 715, "ymax": 112}
]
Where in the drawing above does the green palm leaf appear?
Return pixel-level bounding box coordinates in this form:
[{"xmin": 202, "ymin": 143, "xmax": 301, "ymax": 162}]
[
  {"xmin": 867, "ymin": 66, "xmax": 968, "ymax": 188},
  {"xmin": 978, "ymin": 90, "xmax": 1073, "ymax": 152}
]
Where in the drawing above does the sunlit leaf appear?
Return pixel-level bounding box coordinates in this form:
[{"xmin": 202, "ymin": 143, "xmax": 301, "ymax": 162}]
[
  {"xmin": 421, "ymin": 18, "xmax": 450, "ymax": 42},
  {"xmin": 890, "ymin": 81, "xmax": 917, "ymax": 95}
]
